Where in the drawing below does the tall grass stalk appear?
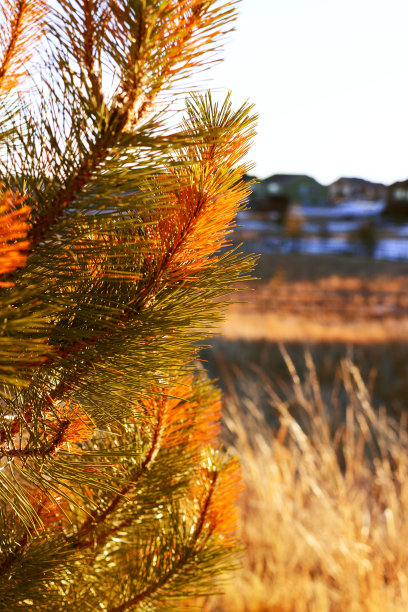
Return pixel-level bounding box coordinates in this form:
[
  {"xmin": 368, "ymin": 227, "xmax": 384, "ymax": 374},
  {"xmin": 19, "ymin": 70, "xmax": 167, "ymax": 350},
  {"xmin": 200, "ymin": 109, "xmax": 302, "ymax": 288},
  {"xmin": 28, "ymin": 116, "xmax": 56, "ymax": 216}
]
[{"xmin": 207, "ymin": 351, "xmax": 408, "ymax": 611}]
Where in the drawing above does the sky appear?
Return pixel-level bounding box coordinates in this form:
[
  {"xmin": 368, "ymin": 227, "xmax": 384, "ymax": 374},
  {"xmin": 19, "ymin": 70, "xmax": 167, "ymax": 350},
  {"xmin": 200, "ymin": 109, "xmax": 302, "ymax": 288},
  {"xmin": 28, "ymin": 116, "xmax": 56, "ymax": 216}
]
[{"xmin": 208, "ymin": 0, "xmax": 408, "ymax": 186}]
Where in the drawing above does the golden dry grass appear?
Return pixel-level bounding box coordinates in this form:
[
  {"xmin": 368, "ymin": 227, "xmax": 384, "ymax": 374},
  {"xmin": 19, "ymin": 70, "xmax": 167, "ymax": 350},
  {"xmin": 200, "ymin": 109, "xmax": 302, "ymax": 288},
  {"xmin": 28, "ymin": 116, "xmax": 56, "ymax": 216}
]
[
  {"xmin": 218, "ymin": 251, "xmax": 408, "ymax": 344},
  {"xmin": 221, "ymin": 272, "xmax": 408, "ymax": 343},
  {"xmin": 220, "ymin": 308, "xmax": 408, "ymax": 343},
  {"xmin": 204, "ymin": 353, "xmax": 408, "ymax": 612}
]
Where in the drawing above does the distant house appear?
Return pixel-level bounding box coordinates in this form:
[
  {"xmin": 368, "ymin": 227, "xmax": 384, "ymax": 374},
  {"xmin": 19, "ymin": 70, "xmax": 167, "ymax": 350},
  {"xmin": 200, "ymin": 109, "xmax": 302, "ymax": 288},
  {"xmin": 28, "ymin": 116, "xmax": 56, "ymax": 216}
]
[
  {"xmin": 249, "ymin": 174, "xmax": 328, "ymax": 216},
  {"xmin": 329, "ymin": 177, "xmax": 385, "ymax": 204},
  {"xmin": 385, "ymin": 180, "xmax": 408, "ymax": 217}
]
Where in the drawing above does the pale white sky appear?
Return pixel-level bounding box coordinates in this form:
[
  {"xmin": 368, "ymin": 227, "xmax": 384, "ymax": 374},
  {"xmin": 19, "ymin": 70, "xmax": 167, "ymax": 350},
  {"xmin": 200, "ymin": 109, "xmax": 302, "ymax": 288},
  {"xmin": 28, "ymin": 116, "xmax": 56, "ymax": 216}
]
[{"xmin": 209, "ymin": 0, "xmax": 408, "ymax": 186}]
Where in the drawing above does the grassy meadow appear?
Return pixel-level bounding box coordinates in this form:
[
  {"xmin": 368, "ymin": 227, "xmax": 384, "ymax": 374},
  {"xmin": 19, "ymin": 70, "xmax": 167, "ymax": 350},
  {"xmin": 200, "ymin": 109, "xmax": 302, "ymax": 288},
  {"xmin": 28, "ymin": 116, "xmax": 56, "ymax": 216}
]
[{"xmin": 202, "ymin": 251, "xmax": 408, "ymax": 611}]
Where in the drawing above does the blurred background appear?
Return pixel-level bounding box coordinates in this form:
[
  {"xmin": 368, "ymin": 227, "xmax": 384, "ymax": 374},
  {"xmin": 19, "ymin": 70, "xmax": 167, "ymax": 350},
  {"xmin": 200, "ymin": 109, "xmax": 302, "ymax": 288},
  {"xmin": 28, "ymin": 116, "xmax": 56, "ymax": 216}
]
[
  {"xmin": 200, "ymin": 2, "xmax": 408, "ymax": 609},
  {"xmin": 204, "ymin": 0, "xmax": 408, "ymax": 433}
]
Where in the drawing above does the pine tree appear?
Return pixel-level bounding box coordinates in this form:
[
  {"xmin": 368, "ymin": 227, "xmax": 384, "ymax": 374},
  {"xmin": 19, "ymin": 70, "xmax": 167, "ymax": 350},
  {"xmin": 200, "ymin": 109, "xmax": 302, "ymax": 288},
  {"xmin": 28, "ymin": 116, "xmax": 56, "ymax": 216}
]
[{"xmin": 0, "ymin": 1, "xmax": 255, "ymax": 609}]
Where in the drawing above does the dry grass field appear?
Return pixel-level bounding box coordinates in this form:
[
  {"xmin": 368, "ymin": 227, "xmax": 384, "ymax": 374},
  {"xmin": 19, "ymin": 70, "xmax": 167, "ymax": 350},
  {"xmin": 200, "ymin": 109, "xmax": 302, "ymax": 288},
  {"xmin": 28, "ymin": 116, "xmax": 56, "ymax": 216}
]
[
  {"xmin": 204, "ymin": 355, "xmax": 408, "ymax": 612},
  {"xmin": 220, "ymin": 252, "xmax": 408, "ymax": 343},
  {"xmin": 202, "ymin": 252, "xmax": 408, "ymax": 417},
  {"xmin": 200, "ymin": 252, "xmax": 408, "ymax": 611}
]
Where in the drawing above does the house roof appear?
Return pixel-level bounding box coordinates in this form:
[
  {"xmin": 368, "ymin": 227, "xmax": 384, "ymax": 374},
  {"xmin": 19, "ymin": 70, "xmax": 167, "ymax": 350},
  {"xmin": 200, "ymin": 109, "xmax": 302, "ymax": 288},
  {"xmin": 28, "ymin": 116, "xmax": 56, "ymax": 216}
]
[
  {"xmin": 330, "ymin": 177, "xmax": 385, "ymax": 188},
  {"xmin": 263, "ymin": 174, "xmax": 320, "ymax": 185},
  {"xmin": 388, "ymin": 179, "xmax": 408, "ymax": 188}
]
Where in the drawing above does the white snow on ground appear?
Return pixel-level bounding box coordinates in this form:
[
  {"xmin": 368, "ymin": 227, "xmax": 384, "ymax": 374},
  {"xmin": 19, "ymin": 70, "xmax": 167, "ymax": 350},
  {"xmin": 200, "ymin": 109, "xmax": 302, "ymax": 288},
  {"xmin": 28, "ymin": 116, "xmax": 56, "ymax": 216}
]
[
  {"xmin": 300, "ymin": 200, "xmax": 386, "ymax": 218},
  {"xmin": 236, "ymin": 200, "xmax": 408, "ymax": 261}
]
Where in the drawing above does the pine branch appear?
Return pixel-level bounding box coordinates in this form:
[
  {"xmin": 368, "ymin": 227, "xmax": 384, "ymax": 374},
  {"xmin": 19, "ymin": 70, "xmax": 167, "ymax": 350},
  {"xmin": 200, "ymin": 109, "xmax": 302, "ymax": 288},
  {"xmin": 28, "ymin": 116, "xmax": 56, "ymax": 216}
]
[
  {"xmin": 38, "ymin": 95, "xmax": 254, "ymax": 390},
  {"xmin": 0, "ymin": 189, "xmax": 53, "ymax": 386},
  {"xmin": 73, "ymin": 378, "xmax": 220, "ymax": 548},
  {"xmin": 0, "ymin": 530, "xmax": 28, "ymax": 578},
  {"xmin": 74, "ymin": 404, "xmax": 164, "ymax": 545},
  {"xmin": 0, "ymin": 490, "xmax": 68, "ymax": 582},
  {"xmin": 0, "ymin": 0, "xmax": 45, "ymax": 94},
  {"xmin": 0, "ymin": 408, "xmax": 31, "ymax": 446},
  {"xmin": 0, "ymin": 94, "xmax": 253, "ymax": 452},
  {"xmin": 102, "ymin": 453, "xmax": 241, "ymax": 611},
  {"xmin": 27, "ymin": 0, "xmax": 237, "ymax": 251},
  {"xmin": 0, "ymin": 2, "xmax": 253, "ymax": 607},
  {"xmin": 76, "ymin": 0, "xmax": 105, "ymax": 105},
  {"xmin": 0, "ymin": 188, "xmax": 30, "ymax": 285},
  {"xmin": 107, "ymin": 471, "xmax": 218, "ymax": 612},
  {"xmin": 0, "ymin": 401, "xmax": 94, "ymax": 459}
]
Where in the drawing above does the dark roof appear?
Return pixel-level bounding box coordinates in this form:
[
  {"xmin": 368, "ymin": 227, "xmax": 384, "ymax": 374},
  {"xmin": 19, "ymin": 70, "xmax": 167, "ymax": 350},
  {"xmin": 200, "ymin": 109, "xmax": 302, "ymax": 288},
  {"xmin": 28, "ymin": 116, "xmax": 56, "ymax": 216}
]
[
  {"xmin": 331, "ymin": 177, "xmax": 385, "ymax": 188},
  {"xmin": 388, "ymin": 178, "xmax": 408, "ymax": 188},
  {"xmin": 263, "ymin": 174, "xmax": 319, "ymax": 185}
]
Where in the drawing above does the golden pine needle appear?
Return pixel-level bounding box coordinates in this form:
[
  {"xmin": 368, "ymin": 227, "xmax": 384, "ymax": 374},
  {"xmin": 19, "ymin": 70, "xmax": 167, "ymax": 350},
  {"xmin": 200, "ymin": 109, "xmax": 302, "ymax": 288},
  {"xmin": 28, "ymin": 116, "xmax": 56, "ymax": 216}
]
[
  {"xmin": 0, "ymin": 0, "xmax": 46, "ymax": 93},
  {"xmin": 0, "ymin": 189, "xmax": 30, "ymax": 286},
  {"xmin": 48, "ymin": 402, "xmax": 95, "ymax": 453},
  {"xmin": 138, "ymin": 378, "xmax": 221, "ymax": 455},
  {"xmin": 143, "ymin": 97, "xmax": 256, "ymax": 285},
  {"xmin": 190, "ymin": 455, "xmax": 242, "ymax": 547}
]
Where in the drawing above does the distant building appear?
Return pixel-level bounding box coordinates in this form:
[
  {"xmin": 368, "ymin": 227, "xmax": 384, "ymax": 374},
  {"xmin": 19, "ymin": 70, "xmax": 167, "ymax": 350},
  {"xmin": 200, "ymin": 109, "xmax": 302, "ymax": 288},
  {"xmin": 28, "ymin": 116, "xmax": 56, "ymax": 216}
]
[
  {"xmin": 329, "ymin": 177, "xmax": 385, "ymax": 203},
  {"xmin": 385, "ymin": 179, "xmax": 408, "ymax": 217},
  {"xmin": 241, "ymin": 174, "xmax": 266, "ymax": 210},
  {"xmin": 249, "ymin": 174, "xmax": 328, "ymax": 216}
]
